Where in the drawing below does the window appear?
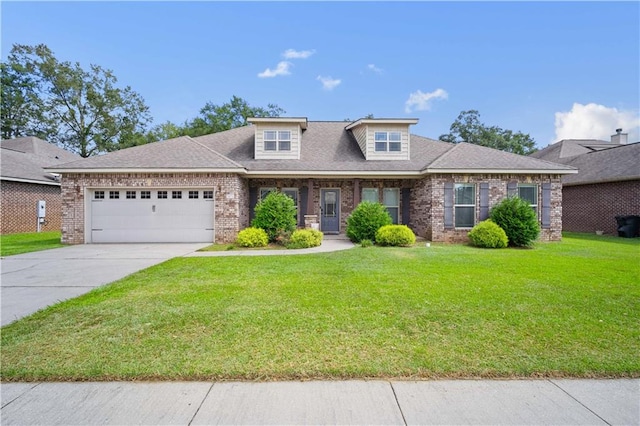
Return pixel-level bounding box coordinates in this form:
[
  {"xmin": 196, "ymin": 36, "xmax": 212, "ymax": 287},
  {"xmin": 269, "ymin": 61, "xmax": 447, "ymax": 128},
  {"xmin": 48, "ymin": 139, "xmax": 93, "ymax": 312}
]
[
  {"xmin": 109, "ymin": 191, "xmax": 119, "ymax": 199},
  {"xmin": 141, "ymin": 191, "xmax": 151, "ymax": 199},
  {"xmin": 518, "ymin": 184, "xmax": 538, "ymax": 214},
  {"xmin": 259, "ymin": 187, "xmax": 276, "ymax": 201},
  {"xmin": 362, "ymin": 188, "xmax": 379, "ymax": 203},
  {"xmin": 383, "ymin": 188, "xmax": 400, "ymax": 224},
  {"xmin": 157, "ymin": 191, "xmax": 167, "ymax": 199},
  {"xmin": 94, "ymin": 191, "xmax": 105, "ymax": 199},
  {"xmin": 283, "ymin": 188, "xmax": 299, "ymax": 221},
  {"xmin": 126, "ymin": 191, "xmax": 136, "ymax": 199},
  {"xmin": 203, "ymin": 190, "xmax": 214, "ymax": 199},
  {"xmin": 374, "ymin": 131, "xmax": 402, "ymax": 152},
  {"xmin": 454, "ymin": 184, "xmax": 475, "ymax": 228},
  {"xmin": 264, "ymin": 130, "xmax": 291, "ymax": 151},
  {"xmin": 188, "ymin": 191, "xmax": 199, "ymax": 199},
  {"xmin": 172, "ymin": 191, "xmax": 182, "ymax": 199}
]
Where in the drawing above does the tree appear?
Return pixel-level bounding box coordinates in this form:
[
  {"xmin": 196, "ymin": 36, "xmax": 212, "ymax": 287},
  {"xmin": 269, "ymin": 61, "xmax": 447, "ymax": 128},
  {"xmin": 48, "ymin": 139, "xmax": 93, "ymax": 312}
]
[
  {"xmin": 439, "ymin": 110, "xmax": 537, "ymax": 155},
  {"xmin": 1, "ymin": 62, "xmax": 42, "ymax": 139},
  {"xmin": 3, "ymin": 44, "xmax": 151, "ymax": 157}
]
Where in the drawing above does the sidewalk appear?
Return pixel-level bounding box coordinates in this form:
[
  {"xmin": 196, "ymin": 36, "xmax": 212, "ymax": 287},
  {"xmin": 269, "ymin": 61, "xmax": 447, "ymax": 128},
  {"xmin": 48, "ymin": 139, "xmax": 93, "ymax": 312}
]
[{"xmin": 1, "ymin": 379, "xmax": 638, "ymax": 425}]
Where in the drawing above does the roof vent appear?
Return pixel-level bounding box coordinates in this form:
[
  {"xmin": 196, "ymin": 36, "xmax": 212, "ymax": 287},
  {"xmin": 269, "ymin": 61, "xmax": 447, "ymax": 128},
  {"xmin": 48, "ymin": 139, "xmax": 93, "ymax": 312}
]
[{"xmin": 611, "ymin": 129, "xmax": 628, "ymax": 145}]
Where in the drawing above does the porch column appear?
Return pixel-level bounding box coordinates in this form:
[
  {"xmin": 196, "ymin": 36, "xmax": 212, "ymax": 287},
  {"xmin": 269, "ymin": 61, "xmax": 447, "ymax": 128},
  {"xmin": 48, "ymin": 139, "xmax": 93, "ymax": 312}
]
[
  {"xmin": 353, "ymin": 179, "xmax": 360, "ymax": 206},
  {"xmin": 306, "ymin": 179, "xmax": 314, "ymax": 215}
]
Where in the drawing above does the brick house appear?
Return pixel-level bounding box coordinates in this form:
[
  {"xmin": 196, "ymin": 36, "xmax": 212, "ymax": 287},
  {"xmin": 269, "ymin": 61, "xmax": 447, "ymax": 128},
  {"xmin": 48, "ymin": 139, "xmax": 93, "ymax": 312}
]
[
  {"xmin": 531, "ymin": 131, "xmax": 640, "ymax": 235},
  {"xmin": 48, "ymin": 118, "xmax": 575, "ymax": 244},
  {"xmin": 1, "ymin": 137, "xmax": 80, "ymax": 234}
]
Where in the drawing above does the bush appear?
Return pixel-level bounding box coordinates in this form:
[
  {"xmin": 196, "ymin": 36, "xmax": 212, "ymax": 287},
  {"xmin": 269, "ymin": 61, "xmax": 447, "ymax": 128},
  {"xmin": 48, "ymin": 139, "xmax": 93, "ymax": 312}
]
[
  {"xmin": 287, "ymin": 229, "xmax": 324, "ymax": 249},
  {"xmin": 251, "ymin": 191, "xmax": 297, "ymax": 242},
  {"xmin": 467, "ymin": 220, "xmax": 508, "ymax": 248},
  {"xmin": 490, "ymin": 196, "xmax": 540, "ymax": 247},
  {"xmin": 346, "ymin": 201, "xmax": 392, "ymax": 243},
  {"xmin": 236, "ymin": 227, "xmax": 268, "ymax": 248},
  {"xmin": 375, "ymin": 225, "xmax": 416, "ymax": 247},
  {"xmin": 360, "ymin": 239, "xmax": 373, "ymax": 248}
]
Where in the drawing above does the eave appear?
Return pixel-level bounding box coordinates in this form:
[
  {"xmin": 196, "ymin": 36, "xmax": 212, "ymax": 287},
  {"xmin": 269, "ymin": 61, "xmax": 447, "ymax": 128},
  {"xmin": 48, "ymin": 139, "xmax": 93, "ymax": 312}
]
[
  {"xmin": 424, "ymin": 168, "xmax": 579, "ymax": 175},
  {"xmin": 1, "ymin": 176, "xmax": 61, "ymax": 186}
]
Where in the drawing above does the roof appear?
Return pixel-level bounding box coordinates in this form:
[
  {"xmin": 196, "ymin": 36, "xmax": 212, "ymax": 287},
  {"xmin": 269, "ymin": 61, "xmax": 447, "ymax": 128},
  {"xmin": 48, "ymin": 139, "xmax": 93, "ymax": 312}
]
[
  {"xmin": 1, "ymin": 137, "xmax": 80, "ymax": 185},
  {"xmin": 560, "ymin": 142, "xmax": 640, "ymax": 186},
  {"xmin": 47, "ymin": 121, "xmax": 576, "ymax": 177},
  {"xmin": 531, "ymin": 139, "xmax": 620, "ymax": 162}
]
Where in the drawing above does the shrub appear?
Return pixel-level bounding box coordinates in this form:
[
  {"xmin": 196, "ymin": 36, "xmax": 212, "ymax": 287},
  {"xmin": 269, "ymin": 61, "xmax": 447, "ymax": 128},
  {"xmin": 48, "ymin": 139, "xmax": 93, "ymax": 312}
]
[
  {"xmin": 467, "ymin": 220, "xmax": 508, "ymax": 249},
  {"xmin": 251, "ymin": 191, "xmax": 297, "ymax": 242},
  {"xmin": 346, "ymin": 201, "xmax": 392, "ymax": 243},
  {"xmin": 490, "ymin": 196, "xmax": 540, "ymax": 247},
  {"xmin": 287, "ymin": 229, "xmax": 324, "ymax": 249},
  {"xmin": 236, "ymin": 227, "xmax": 268, "ymax": 248},
  {"xmin": 375, "ymin": 225, "xmax": 416, "ymax": 247},
  {"xmin": 360, "ymin": 239, "xmax": 373, "ymax": 248}
]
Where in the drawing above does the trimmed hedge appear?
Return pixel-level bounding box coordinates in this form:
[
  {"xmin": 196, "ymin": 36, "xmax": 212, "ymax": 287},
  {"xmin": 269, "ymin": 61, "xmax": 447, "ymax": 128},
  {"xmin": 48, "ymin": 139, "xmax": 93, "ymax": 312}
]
[
  {"xmin": 287, "ymin": 229, "xmax": 324, "ymax": 249},
  {"xmin": 467, "ymin": 220, "xmax": 508, "ymax": 249},
  {"xmin": 375, "ymin": 225, "xmax": 416, "ymax": 247},
  {"xmin": 251, "ymin": 191, "xmax": 297, "ymax": 242},
  {"xmin": 346, "ymin": 201, "xmax": 392, "ymax": 243},
  {"xmin": 490, "ymin": 196, "xmax": 540, "ymax": 247},
  {"xmin": 236, "ymin": 227, "xmax": 268, "ymax": 248}
]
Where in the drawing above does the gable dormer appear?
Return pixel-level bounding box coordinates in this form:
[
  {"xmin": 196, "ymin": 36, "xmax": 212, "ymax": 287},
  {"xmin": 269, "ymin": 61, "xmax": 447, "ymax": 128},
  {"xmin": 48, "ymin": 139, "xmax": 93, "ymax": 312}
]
[
  {"xmin": 345, "ymin": 118, "xmax": 418, "ymax": 160},
  {"xmin": 248, "ymin": 117, "xmax": 308, "ymax": 160}
]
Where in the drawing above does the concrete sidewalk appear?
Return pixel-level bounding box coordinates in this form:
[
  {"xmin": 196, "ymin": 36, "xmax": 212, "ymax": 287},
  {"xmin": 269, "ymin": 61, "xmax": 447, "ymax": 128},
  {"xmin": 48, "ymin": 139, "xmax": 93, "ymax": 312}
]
[{"xmin": 1, "ymin": 379, "xmax": 638, "ymax": 425}]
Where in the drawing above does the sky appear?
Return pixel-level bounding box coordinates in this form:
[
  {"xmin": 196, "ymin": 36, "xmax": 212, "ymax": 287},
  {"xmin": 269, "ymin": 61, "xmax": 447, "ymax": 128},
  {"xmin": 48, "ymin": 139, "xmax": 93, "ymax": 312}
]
[{"xmin": 2, "ymin": 1, "xmax": 639, "ymax": 149}]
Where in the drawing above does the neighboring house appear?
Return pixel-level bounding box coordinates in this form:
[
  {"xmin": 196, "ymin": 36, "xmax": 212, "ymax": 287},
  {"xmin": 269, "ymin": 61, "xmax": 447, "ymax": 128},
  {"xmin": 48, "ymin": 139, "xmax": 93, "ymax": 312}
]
[
  {"xmin": 531, "ymin": 130, "xmax": 640, "ymax": 235},
  {"xmin": 48, "ymin": 118, "xmax": 575, "ymax": 244},
  {"xmin": 1, "ymin": 137, "xmax": 80, "ymax": 234}
]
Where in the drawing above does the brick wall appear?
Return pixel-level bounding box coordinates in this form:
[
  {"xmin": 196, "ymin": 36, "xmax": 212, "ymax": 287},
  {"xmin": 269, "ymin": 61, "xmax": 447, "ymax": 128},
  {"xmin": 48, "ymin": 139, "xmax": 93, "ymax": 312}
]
[
  {"xmin": 60, "ymin": 173, "xmax": 247, "ymax": 244},
  {"xmin": 1, "ymin": 180, "xmax": 62, "ymax": 234},
  {"xmin": 563, "ymin": 180, "xmax": 640, "ymax": 235}
]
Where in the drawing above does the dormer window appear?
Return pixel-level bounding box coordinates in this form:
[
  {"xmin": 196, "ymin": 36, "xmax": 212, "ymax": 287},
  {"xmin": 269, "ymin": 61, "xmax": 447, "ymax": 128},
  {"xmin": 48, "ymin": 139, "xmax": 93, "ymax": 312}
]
[
  {"xmin": 264, "ymin": 130, "xmax": 291, "ymax": 151},
  {"xmin": 374, "ymin": 131, "xmax": 402, "ymax": 152}
]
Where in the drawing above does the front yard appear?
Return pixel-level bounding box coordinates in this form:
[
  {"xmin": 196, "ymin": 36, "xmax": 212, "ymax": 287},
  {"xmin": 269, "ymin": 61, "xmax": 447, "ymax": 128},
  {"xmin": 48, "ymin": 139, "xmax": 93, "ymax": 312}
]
[
  {"xmin": 0, "ymin": 231, "xmax": 63, "ymax": 257},
  {"xmin": 1, "ymin": 233, "xmax": 638, "ymax": 381}
]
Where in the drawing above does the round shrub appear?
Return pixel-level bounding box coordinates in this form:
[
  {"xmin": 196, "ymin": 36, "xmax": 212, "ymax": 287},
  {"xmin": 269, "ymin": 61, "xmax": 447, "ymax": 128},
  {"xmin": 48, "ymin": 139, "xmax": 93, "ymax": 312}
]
[
  {"xmin": 346, "ymin": 201, "xmax": 392, "ymax": 243},
  {"xmin": 375, "ymin": 225, "xmax": 416, "ymax": 247},
  {"xmin": 467, "ymin": 220, "xmax": 508, "ymax": 248},
  {"xmin": 287, "ymin": 229, "xmax": 324, "ymax": 249},
  {"xmin": 236, "ymin": 227, "xmax": 268, "ymax": 248},
  {"xmin": 251, "ymin": 191, "xmax": 297, "ymax": 242},
  {"xmin": 490, "ymin": 196, "xmax": 540, "ymax": 247}
]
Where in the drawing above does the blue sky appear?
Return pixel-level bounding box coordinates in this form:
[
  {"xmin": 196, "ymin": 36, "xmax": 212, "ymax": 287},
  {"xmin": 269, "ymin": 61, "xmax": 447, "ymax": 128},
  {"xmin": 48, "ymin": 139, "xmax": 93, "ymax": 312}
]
[{"xmin": 2, "ymin": 1, "xmax": 639, "ymax": 148}]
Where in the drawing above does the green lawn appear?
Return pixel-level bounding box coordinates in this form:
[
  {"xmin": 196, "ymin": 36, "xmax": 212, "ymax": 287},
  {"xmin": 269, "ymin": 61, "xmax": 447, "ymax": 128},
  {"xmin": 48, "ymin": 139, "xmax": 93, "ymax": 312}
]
[
  {"xmin": 0, "ymin": 231, "xmax": 64, "ymax": 257},
  {"xmin": 1, "ymin": 233, "xmax": 638, "ymax": 381}
]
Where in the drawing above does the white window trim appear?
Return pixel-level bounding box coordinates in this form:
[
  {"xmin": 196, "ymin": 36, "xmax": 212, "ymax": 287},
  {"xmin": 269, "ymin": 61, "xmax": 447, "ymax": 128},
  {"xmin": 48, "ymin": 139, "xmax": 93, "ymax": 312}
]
[
  {"xmin": 264, "ymin": 130, "xmax": 291, "ymax": 152},
  {"xmin": 259, "ymin": 187, "xmax": 276, "ymax": 201},
  {"xmin": 374, "ymin": 131, "xmax": 402, "ymax": 152},
  {"xmin": 518, "ymin": 184, "xmax": 538, "ymax": 215},
  {"xmin": 454, "ymin": 183, "xmax": 476, "ymax": 228},
  {"xmin": 362, "ymin": 188, "xmax": 379, "ymax": 203},
  {"xmin": 383, "ymin": 188, "xmax": 400, "ymax": 224}
]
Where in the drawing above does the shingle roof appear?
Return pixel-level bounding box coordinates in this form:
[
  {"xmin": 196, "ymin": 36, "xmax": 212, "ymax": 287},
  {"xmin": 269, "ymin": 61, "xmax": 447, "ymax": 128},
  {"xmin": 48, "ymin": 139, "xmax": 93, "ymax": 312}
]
[
  {"xmin": 48, "ymin": 121, "xmax": 575, "ymax": 175},
  {"xmin": 1, "ymin": 137, "xmax": 80, "ymax": 184},
  {"xmin": 561, "ymin": 142, "xmax": 640, "ymax": 185},
  {"xmin": 531, "ymin": 139, "xmax": 617, "ymax": 162}
]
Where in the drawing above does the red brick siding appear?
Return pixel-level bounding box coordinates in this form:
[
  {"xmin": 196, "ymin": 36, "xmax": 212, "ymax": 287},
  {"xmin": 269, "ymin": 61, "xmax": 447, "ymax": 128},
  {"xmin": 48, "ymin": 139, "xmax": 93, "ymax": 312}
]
[
  {"xmin": 563, "ymin": 180, "xmax": 640, "ymax": 235},
  {"xmin": 1, "ymin": 180, "xmax": 62, "ymax": 234}
]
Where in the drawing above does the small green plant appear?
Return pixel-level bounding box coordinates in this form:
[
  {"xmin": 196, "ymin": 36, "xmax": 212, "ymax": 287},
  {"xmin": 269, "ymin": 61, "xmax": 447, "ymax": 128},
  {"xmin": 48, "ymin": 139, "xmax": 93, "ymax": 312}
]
[
  {"xmin": 346, "ymin": 201, "xmax": 392, "ymax": 243},
  {"xmin": 252, "ymin": 191, "xmax": 297, "ymax": 242},
  {"xmin": 287, "ymin": 229, "xmax": 324, "ymax": 249},
  {"xmin": 490, "ymin": 196, "xmax": 540, "ymax": 247},
  {"xmin": 236, "ymin": 227, "xmax": 269, "ymax": 248},
  {"xmin": 375, "ymin": 225, "xmax": 416, "ymax": 247},
  {"xmin": 360, "ymin": 239, "xmax": 373, "ymax": 248},
  {"xmin": 468, "ymin": 220, "xmax": 508, "ymax": 248}
]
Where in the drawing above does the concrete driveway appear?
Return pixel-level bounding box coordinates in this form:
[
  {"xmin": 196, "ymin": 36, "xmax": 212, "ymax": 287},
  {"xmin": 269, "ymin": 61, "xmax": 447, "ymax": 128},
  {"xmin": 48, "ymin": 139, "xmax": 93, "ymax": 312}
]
[{"xmin": 1, "ymin": 244, "xmax": 208, "ymax": 326}]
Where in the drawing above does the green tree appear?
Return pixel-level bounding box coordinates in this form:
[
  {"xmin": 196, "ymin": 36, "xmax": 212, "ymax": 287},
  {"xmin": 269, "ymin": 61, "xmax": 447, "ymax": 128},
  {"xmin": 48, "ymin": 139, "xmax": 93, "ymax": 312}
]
[
  {"xmin": 3, "ymin": 44, "xmax": 151, "ymax": 157},
  {"xmin": 144, "ymin": 121, "xmax": 185, "ymax": 143},
  {"xmin": 440, "ymin": 110, "xmax": 537, "ymax": 155},
  {"xmin": 1, "ymin": 61, "xmax": 43, "ymax": 139}
]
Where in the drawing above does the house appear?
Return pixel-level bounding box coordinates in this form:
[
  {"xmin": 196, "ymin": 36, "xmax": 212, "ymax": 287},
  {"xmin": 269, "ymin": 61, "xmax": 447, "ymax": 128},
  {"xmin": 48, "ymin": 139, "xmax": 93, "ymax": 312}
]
[
  {"xmin": 48, "ymin": 118, "xmax": 576, "ymax": 244},
  {"xmin": 531, "ymin": 130, "xmax": 640, "ymax": 235},
  {"xmin": 1, "ymin": 136, "xmax": 80, "ymax": 234}
]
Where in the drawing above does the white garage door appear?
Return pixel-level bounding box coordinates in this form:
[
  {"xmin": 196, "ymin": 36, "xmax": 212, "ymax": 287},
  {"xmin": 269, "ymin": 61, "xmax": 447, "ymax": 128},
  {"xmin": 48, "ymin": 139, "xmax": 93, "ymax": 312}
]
[{"xmin": 90, "ymin": 189, "xmax": 214, "ymax": 243}]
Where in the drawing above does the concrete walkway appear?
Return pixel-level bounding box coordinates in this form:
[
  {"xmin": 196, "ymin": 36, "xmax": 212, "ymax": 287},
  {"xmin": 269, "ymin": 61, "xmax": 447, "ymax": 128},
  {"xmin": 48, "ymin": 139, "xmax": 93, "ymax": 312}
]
[
  {"xmin": 1, "ymin": 379, "xmax": 637, "ymax": 425},
  {"xmin": 185, "ymin": 235, "xmax": 355, "ymax": 257}
]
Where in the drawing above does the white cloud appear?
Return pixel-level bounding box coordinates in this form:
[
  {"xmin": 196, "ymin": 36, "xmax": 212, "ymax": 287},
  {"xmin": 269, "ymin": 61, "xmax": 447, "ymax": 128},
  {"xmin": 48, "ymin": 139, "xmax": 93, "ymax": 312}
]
[
  {"xmin": 257, "ymin": 61, "xmax": 292, "ymax": 78},
  {"xmin": 317, "ymin": 75, "xmax": 341, "ymax": 91},
  {"xmin": 554, "ymin": 103, "xmax": 640, "ymax": 142},
  {"xmin": 404, "ymin": 88, "xmax": 448, "ymax": 113},
  {"xmin": 367, "ymin": 64, "xmax": 383, "ymax": 74},
  {"xmin": 282, "ymin": 49, "xmax": 315, "ymax": 59}
]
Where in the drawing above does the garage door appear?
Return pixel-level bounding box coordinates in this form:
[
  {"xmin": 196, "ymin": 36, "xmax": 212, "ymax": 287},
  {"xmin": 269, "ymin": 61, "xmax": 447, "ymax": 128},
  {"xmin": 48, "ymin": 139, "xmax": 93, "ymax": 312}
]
[{"xmin": 90, "ymin": 189, "xmax": 214, "ymax": 243}]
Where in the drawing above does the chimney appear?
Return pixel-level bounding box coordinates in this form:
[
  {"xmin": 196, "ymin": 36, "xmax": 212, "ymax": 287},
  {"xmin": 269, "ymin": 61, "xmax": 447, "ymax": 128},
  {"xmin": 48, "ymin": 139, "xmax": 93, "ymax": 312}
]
[{"xmin": 611, "ymin": 128, "xmax": 628, "ymax": 145}]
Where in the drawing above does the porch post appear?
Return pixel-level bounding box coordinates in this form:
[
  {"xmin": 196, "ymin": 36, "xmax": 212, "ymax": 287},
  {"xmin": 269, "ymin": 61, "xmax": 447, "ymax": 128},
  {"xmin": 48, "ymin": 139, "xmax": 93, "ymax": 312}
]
[
  {"xmin": 353, "ymin": 179, "xmax": 360, "ymax": 206},
  {"xmin": 307, "ymin": 179, "xmax": 314, "ymax": 215}
]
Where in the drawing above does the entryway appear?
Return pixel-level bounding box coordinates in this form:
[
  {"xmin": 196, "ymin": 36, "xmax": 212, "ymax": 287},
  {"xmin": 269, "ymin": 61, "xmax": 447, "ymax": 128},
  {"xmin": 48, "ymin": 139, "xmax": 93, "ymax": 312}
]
[{"xmin": 320, "ymin": 189, "xmax": 340, "ymax": 234}]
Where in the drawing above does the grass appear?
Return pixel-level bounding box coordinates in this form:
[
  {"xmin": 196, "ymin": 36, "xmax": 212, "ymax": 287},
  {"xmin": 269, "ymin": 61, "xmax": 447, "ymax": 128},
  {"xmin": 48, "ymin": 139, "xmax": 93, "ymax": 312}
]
[
  {"xmin": 198, "ymin": 242, "xmax": 284, "ymax": 252},
  {"xmin": 0, "ymin": 231, "xmax": 64, "ymax": 257},
  {"xmin": 1, "ymin": 233, "xmax": 638, "ymax": 381}
]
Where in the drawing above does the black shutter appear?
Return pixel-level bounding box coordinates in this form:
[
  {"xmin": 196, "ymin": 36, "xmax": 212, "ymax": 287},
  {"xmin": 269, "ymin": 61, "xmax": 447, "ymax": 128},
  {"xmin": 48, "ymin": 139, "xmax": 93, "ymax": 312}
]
[
  {"xmin": 444, "ymin": 182, "xmax": 454, "ymax": 229},
  {"xmin": 299, "ymin": 186, "xmax": 309, "ymax": 227},
  {"xmin": 402, "ymin": 188, "xmax": 411, "ymax": 225},
  {"xmin": 541, "ymin": 183, "xmax": 551, "ymax": 229},
  {"xmin": 507, "ymin": 180, "xmax": 518, "ymax": 197},
  {"xmin": 249, "ymin": 187, "xmax": 258, "ymax": 221},
  {"xmin": 479, "ymin": 183, "xmax": 489, "ymax": 221}
]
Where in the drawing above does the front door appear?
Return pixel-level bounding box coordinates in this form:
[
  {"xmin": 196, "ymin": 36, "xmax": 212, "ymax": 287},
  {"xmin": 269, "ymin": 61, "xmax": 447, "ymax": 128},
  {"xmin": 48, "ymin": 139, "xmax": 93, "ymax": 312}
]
[{"xmin": 320, "ymin": 189, "xmax": 340, "ymax": 234}]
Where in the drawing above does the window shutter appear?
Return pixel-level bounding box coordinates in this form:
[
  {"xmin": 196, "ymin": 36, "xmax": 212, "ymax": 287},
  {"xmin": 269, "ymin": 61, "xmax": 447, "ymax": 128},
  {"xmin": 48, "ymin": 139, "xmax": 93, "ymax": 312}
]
[
  {"xmin": 402, "ymin": 188, "xmax": 411, "ymax": 225},
  {"xmin": 299, "ymin": 186, "xmax": 309, "ymax": 227},
  {"xmin": 249, "ymin": 187, "xmax": 258, "ymax": 221},
  {"xmin": 541, "ymin": 183, "xmax": 551, "ymax": 229},
  {"xmin": 479, "ymin": 183, "xmax": 489, "ymax": 221},
  {"xmin": 444, "ymin": 182, "xmax": 454, "ymax": 229},
  {"xmin": 507, "ymin": 180, "xmax": 518, "ymax": 197}
]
